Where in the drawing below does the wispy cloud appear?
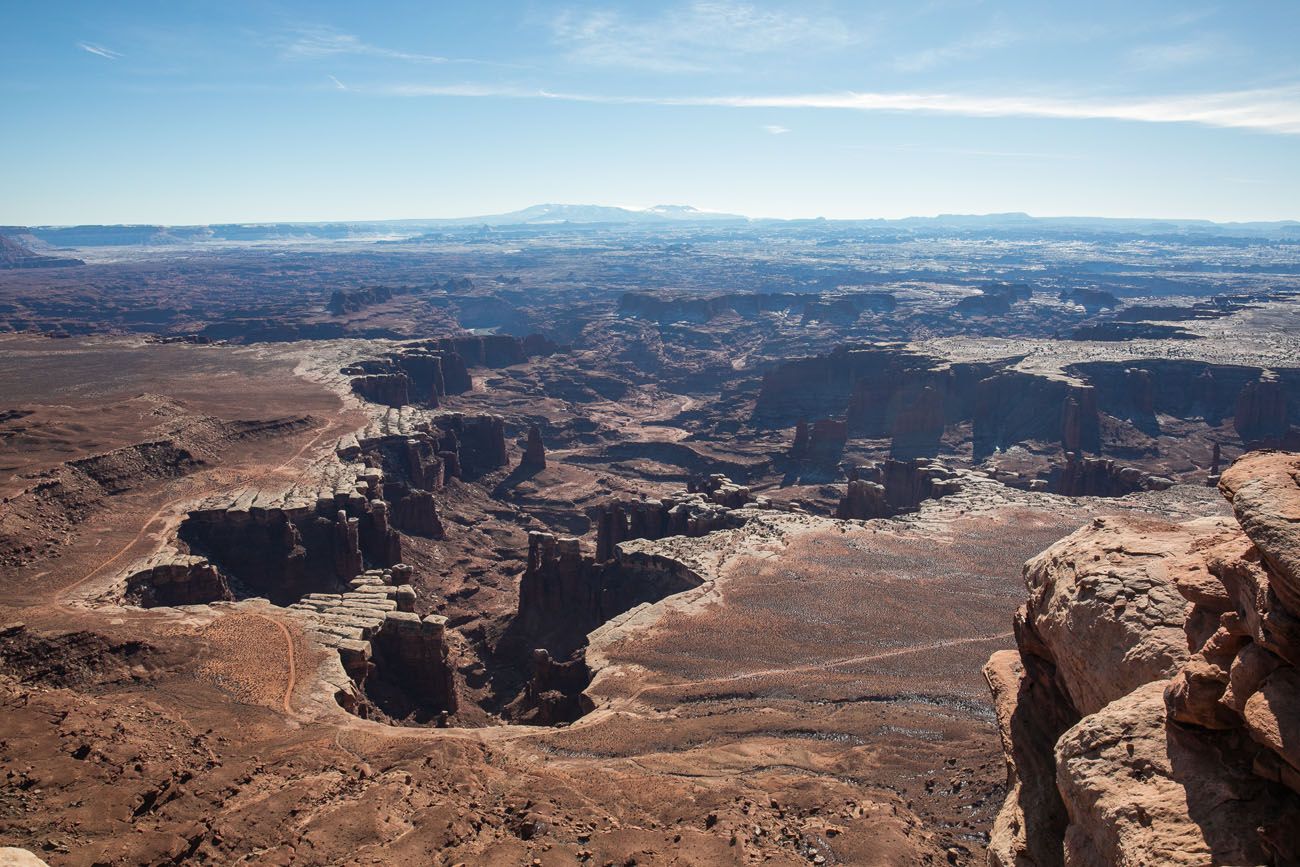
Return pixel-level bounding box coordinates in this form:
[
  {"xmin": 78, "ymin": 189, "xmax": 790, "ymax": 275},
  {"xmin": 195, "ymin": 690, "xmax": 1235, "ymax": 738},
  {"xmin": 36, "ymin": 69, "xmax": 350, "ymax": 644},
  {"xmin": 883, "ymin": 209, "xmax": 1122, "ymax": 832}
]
[
  {"xmin": 378, "ymin": 82, "xmax": 1300, "ymax": 135},
  {"xmin": 890, "ymin": 28, "xmax": 1019, "ymax": 73},
  {"xmin": 842, "ymin": 143, "xmax": 1084, "ymax": 160},
  {"xmin": 552, "ymin": 1, "xmax": 857, "ymax": 72},
  {"xmin": 77, "ymin": 42, "xmax": 122, "ymax": 60},
  {"xmin": 762, "ymin": 124, "xmax": 791, "ymax": 134},
  {"xmin": 1128, "ymin": 37, "xmax": 1222, "ymax": 71},
  {"xmin": 283, "ymin": 26, "xmax": 451, "ymax": 64},
  {"xmin": 677, "ymin": 87, "xmax": 1300, "ymax": 135}
]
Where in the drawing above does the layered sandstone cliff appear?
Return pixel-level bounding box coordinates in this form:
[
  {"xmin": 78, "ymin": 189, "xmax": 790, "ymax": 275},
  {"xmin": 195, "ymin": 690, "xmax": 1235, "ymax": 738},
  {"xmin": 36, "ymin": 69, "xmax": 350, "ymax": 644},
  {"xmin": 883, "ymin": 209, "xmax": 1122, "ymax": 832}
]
[
  {"xmin": 985, "ymin": 450, "xmax": 1300, "ymax": 865},
  {"xmin": 756, "ymin": 346, "xmax": 1300, "ymax": 459}
]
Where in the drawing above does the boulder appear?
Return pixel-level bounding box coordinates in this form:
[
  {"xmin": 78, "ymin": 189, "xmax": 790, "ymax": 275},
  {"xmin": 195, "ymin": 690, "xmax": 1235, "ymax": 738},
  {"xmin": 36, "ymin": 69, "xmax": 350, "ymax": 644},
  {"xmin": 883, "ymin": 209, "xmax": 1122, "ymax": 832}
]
[
  {"xmin": 1220, "ymin": 450, "xmax": 1300, "ymax": 615},
  {"xmin": 1021, "ymin": 515, "xmax": 1197, "ymax": 716},
  {"xmin": 1056, "ymin": 680, "xmax": 1296, "ymax": 867}
]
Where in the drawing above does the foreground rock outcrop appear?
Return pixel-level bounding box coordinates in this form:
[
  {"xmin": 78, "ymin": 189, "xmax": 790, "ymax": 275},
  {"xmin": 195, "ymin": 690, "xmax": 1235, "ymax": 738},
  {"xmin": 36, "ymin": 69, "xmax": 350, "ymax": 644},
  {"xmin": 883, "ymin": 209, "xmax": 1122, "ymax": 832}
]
[{"xmin": 986, "ymin": 450, "xmax": 1300, "ymax": 866}]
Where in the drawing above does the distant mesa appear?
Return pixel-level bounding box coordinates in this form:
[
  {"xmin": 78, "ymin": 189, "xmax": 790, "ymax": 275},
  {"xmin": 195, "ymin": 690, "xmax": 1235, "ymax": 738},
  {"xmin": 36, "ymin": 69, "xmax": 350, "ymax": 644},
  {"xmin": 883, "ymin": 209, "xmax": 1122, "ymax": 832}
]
[
  {"xmin": 951, "ymin": 282, "xmax": 1032, "ymax": 316},
  {"xmin": 1060, "ymin": 286, "xmax": 1118, "ymax": 312},
  {"xmin": 456, "ymin": 203, "xmax": 748, "ymax": 226},
  {"xmin": 0, "ymin": 232, "xmax": 82, "ymax": 268}
]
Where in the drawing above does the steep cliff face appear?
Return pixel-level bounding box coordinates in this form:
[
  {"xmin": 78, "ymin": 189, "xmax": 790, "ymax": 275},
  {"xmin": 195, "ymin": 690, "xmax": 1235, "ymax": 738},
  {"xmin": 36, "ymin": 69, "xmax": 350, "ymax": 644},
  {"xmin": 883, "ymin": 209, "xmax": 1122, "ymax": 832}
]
[
  {"xmin": 973, "ymin": 375, "xmax": 1099, "ymax": 459},
  {"xmin": 123, "ymin": 549, "xmax": 232, "ymax": 608},
  {"xmin": 755, "ymin": 346, "xmax": 957, "ymax": 426},
  {"xmin": 178, "ymin": 489, "xmax": 398, "ymax": 606},
  {"xmin": 1235, "ymin": 373, "xmax": 1290, "ymax": 446},
  {"xmin": 514, "ymin": 531, "xmax": 707, "ymax": 660},
  {"xmin": 289, "ymin": 567, "xmax": 457, "ymax": 723},
  {"xmin": 343, "ymin": 334, "xmax": 548, "ymax": 410},
  {"xmin": 520, "ymin": 424, "xmax": 546, "ymax": 470},
  {"xmin": 1067, "ymin": 360, "xmax": 1300, "ymax": 442},
  {"xmin": 757, "ymin": 346, "xmax": 1101, "ymax": 458},
  {"xmin": 366, "ymin": 611, "xmax": 458, "ymax": 720},
  {"xmin": 985, "ymin": 450, "xmax": 1300, "ymax": 866},
  {"xmin": 433, "ymin": 412, "xmax": 507, "ymax": 479}
]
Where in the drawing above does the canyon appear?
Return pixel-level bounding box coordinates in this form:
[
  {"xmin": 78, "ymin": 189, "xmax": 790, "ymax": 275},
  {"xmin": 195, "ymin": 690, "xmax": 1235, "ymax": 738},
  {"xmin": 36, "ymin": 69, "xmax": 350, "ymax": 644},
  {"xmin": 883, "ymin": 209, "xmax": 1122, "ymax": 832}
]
[{"xmin": 1, "ymin": 216, "xmax": 1299, "ymax": 864}]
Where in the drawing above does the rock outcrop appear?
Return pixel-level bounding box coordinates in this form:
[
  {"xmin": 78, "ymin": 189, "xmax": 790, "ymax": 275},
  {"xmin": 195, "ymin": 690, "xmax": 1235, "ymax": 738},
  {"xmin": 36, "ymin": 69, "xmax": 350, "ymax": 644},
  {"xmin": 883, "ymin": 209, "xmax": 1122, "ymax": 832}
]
[
  {"xmin": 516, "ymin": 531, "xmax": 706, "ymax": 659},
  {"xmin": 758, "ymin": 348, "xmax": 1300, "ymax": 459},
  {"xmin": 1059, "ymin": 286, "xmax": 1118, "ymax": 312},
  {"xmin": 0, "ymin": 234, "xmax": 82, "ymax": 269},
  {"xmin": 594, "ymin": 475, "xmax": 790, "ymax": 561},
  {"xmin": 835, "ymin": 459, "xmax": 961, "ymax": 519},
  {"xmin": 1235, "ymin": 372, "xmax": 1290, "ymax": 446},
  {"xmin": 788, "ymin": 417, "xmax": 850, "ymax": 468},
  {"xmin": 434, "ymin": 412, "xmax": 507, "ymax": 479},
  {"xmin": 123, "ymin": 548, "xmax": 232, "ymax": 608},
  {"xmin": 507, "ymin": 648, "xmax": 592, "ymax": 725},
  {"xmin": 521, "ymin": 424, "xmax": 546, "ymax": 470},
  {"xmin": 337, "ymin": 405, "xmax": 505, "ymax": 514},
  {"xmin": 344, "ymin": 334, "xmax": 544, "ymax": 410},
  {"xmin": 289, "ymin": 566, "xmax": 456, "ymax": 721},
  {"xmin": 327, "ymin": 285, "xmax": 396, "ymax": 315},
  {"xmin": 349, "ymin": 373, "xmax": 410, "ymax": 408},
  {"xmin": 952, "ymin": 282, "xmax": 1032, "ymax": 316},
  {"xmin": 1049, "ymin": 453, "xmax": 1174, "ymax": 497},
  {"xmin": 985, "ymin": 450, "xmax": 1300, "ymax": 866},
  {"xmin": 178, "ymin": 462, "xmax": 401, "ymax": 605}
]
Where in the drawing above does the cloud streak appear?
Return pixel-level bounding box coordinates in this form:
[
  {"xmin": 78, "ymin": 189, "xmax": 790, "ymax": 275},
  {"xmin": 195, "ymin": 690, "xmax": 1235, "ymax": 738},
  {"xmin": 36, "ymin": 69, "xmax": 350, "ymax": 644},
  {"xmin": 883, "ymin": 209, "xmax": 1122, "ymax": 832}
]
[
  {"xmin": 889, "ymin": 28, "xmax": 1019, "ymax": 73},
  {"xmin": 282, "ymin": 26, "xmax": 501, "ymax": 66},
  {"xmin": 285, "ymin": 27, "xmax": 448, "ymax": 62},
  {"xmin": 552, "ymin": 1, "xmax": 857, "ymax": 72},
  {"xmin": 77, "ymin": 42, "xmax": 122, "ymax": 60},
  {"xmin": 381, "ymin": 82, "xmax": 1300, "ymax": 135}
]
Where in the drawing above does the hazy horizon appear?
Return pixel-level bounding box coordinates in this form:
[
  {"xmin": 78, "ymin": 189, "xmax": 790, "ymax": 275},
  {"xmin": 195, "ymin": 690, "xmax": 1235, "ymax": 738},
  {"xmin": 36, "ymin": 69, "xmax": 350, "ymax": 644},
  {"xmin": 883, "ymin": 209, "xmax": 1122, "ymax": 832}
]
[
  {"xmin": 3, "ymin": 1, "xmax": 1299, "ymax": 225},
  {"xmin": 9, "ymin": 203, "xmax": 1300, "ymax": 230}
]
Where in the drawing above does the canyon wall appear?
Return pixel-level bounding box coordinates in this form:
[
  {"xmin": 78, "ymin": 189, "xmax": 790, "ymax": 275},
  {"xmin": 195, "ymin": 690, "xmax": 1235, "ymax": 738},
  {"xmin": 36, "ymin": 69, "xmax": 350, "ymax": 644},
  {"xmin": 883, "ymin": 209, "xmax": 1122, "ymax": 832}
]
[
  {"xmin": 514, "ymin": 531, "xmax": 707, "ymax": 660},
  {"xmin": 757, "ymin": 346, "xmax": 1300, "ymax": 459}
]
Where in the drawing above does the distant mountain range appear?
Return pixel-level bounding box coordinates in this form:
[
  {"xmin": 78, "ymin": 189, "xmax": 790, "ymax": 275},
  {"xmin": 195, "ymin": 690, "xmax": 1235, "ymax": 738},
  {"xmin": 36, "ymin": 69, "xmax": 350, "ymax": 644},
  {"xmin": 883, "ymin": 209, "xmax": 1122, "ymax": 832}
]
[
  {"xmin": 3, "ymin": 205, "xmax": 1298, "ymax": 249},
  {"xmin": 436, "ymin": 203, "xmax": 747, "ymax": 225}
]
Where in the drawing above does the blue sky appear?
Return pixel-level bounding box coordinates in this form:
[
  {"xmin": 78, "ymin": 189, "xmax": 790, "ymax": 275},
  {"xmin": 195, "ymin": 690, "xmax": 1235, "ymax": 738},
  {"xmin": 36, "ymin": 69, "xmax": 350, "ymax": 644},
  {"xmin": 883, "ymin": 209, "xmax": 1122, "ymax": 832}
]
[{"xmin": 2, "ymin": 1, "xmax": 1298, "ymax": 224}]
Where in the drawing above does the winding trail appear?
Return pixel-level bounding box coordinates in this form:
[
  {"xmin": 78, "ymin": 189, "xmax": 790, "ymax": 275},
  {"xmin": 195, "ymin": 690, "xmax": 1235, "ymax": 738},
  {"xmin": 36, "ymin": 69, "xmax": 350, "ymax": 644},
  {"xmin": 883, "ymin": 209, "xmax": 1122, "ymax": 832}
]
[
  {"xmin": 251, "ymin": 612, "xmax": 298, "ymax": 714},
  {"xmin": 602, "ymin": 629, "xmax": 1017, "ymax": 713},
  {"xmin": 701, "ymin": 630, "xmax": 1017, "ymax": 686},
  {"xmin": 50, "ymin": 417, "xmax": 341, "ymax": 724}
]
